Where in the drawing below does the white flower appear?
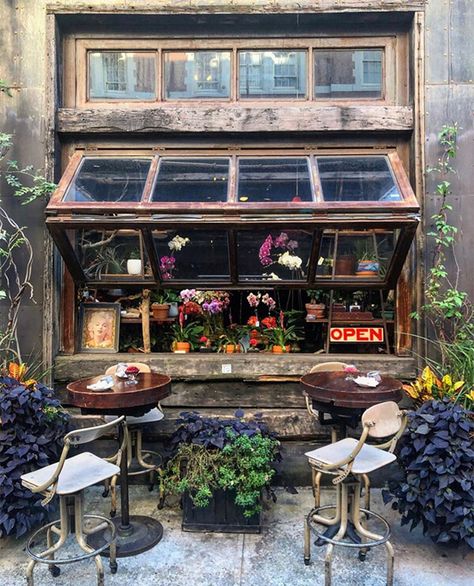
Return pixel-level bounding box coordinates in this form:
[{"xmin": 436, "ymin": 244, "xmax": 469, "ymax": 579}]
[
  {"xmin": 262, "ymin": 272, "xmax": 282, "ymax": 281},
  {"xmin": 277, "ymin": 251, "xmax": 302, "ymax": 271},
  {"xmin": 169, "ymin": 235, "xmax": 190, "ymax": 252}
]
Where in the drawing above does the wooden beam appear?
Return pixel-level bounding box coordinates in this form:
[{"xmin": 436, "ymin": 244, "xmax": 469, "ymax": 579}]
[
  {"xmin": 47, "ymin": 1, "xmax": 426, "ymax": 15},
  {"xmin": 57, "ymin": 105, "xmax": 414, "ymax": 134}
]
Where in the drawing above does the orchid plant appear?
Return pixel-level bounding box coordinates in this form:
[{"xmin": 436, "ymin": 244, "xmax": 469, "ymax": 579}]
[
  {"xmin": 160, "ymin": 234, "xmax": 190, "ymax": 279},
  {"xmin": 258, "ymin": 232, "xmax": 304, "ymax": 279}
]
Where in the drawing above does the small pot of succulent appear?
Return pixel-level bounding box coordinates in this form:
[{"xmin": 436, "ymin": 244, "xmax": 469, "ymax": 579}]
[
  {"xmin": 383, "ymin": 367, "xmax": 474, "ymax": 549},
  {"xmin": 151, "ymin": 290, "xmax": 171, "ymax": 320},
  {"xmin": 0, "ymin": 363, "xmax": 70, "ymax": 539},
  {"xmin": 126, "ymin": 249, "xmax": 142, "ymax": 276},
  {"xmin": 162, "ymin": 410, "xmax": 281, "ymax": 532},
  {"xmin": 171, "ymin": 312, "xmax": 204, "ymax": 353}
]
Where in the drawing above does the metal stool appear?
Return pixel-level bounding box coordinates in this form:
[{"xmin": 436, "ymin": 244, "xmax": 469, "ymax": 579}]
[
  {"xmin": 103, "ymin": 363, "xmax": 165, "ymax": 515},
  {"xmin": 21, "ymin": 417, "xmax": 127, "ymax": 586},
  {"xmin": 303, "ymin": 401, "xmax": 407, "ymax": 586}
]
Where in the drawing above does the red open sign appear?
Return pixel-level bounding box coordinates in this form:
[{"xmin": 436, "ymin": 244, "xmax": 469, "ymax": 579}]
[{"xmin": 330, "ymin": 327, "xmax": 384, "ymax": 343}]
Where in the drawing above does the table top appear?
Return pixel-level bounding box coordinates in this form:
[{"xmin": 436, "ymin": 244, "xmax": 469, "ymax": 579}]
[
  {"xmin": 67, "ymin": 372, "xmax": 171, "ymax": 414},
  {"xmin": 300, "ymin": 371, "xmax": 403, "ymax": 410}
]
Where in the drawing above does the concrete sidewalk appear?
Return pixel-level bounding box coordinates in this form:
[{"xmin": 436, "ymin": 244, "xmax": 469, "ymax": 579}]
[{"xmin": 0, "ymin": 487, "xmax": 472, "ymax": 586}]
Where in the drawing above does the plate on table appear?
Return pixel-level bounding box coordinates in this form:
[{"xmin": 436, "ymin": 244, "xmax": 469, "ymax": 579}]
[{"xmin": 353, "ymin": 376, "xmax": 380, "ymax": 388}]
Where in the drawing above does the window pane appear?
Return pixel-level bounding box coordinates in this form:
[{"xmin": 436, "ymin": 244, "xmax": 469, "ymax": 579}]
[
  {"xmin": 237, "ymin": 158, "xmax": 313, "ymax": 203},
  {"xmin": 152, "ymin": 158, "xmax": 229, "ymax": 202},
  {"xmin": 164, "ymin": 51, "xmax": 231, "ymax": 99},
  {"xmin": 237, "ymin": 230, "xmax": 312, "ymax": 281},
  {"xmin": 89, "ymin": 52, "xmax": 156, "ymax": 100},
  {"xmin": 153, "ymin": 230, "xmax": 229, "ymax": 280},
  {"xmin": 73, "ymin": 229, "xmax": 151, "ymax": 280},
  {"xmin": 316, "ymin": 229, "xmax": 398, "ymax": 281},
  {"xmin": 316, "ymin": 157, "xmax": 401, "ymax": 202},
  {"xmin": 239, "ymin": 51, "xmax": 307, "ymax": 99},
  {"xmin": 64, "ymin": 158, "xmax": 151, "ymax": 203},
  {"xmin": 314, "ymin": 49, "xmax": 383, "ymax": 99}
]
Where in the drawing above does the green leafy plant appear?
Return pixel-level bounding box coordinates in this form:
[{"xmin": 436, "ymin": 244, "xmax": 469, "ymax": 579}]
[
  {"xmin": 170, "ymin": 320, "xmax": 203, "ymax": 346},
  {"xmin": 128, "ymin": 249, "xmax": 141, "ymax": 260},
  {"xmin": 163, "ymin": 411, "xmax": 280, "ymax": 518},
  {"xmin": 217, "ymin": 324, "xmax": 245, "ymax": 350}
]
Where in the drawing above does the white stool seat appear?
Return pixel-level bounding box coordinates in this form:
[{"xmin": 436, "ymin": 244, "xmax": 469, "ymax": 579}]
[
  {"xmin": 21, "ymin": 452, "xmax": 120, "ymax": 495},
  {"xmin": 104, "ymin": 407, "xmax": 164, "ymax": 426},
  {"xmin": 305, "ymin": 438, "xmax": 396, "ymax": 475}
]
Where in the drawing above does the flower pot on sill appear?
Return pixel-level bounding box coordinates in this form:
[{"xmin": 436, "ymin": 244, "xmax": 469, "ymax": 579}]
[
  {"xmin": 305, "ymin": 303, "xmax": 326, "ymax": 319},
  {"xmin": 225, "ymin": 344, "xmax": 240, "ymax": 354},
  {"xmin": 151, "ymin": 303, "xmax": 170, "ymax": 320},
  {"xmin": 335, "ymin": 254, "xmax": 356, "ymax": 276},
  {"xmin": 272, "ymin": 345, "xmax": 291, "ymax": 354},
  {"xmin": 356, "ymin": 260, "xmax": 380, "ymax": 277},
  {"xmin": 175, "ymin": 341, "xmax": 191, "ymax": 353},
  {"xmin": 182, "ymin": 489, "xmax": 261, "ymax": 534},
  {"xmin": 126, "ymin": 258, "xmax": 142, "ymax": 275}
]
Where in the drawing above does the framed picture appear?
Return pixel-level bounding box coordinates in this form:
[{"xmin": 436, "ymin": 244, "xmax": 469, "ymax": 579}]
[{"xmin": 78, "ymin": 303, "xmax": 121, "ymax": 353}]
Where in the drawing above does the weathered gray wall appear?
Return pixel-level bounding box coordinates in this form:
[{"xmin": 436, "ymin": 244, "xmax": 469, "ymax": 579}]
[{"xmin": 425, "ymin": 0, "xmax": 474, "ymax": 300}]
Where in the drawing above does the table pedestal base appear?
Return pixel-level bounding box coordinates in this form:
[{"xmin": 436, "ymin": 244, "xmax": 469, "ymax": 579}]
[{"xmin": 88, "ymin": 515, "xmax": 163, "ymax": 558}]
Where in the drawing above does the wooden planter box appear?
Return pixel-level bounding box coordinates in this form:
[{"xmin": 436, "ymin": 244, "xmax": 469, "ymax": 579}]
[{"xmin": 182, "ymin": 489, "xmax": 261, "ymax": 534}]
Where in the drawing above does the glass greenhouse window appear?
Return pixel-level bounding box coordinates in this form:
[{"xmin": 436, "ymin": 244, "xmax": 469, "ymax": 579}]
[
  {"xmin": 88, "ymin": 52, "xmax": 156, "ymax": 100},
  {"xmin": 238, "ymin": 50, "xmax": 307, "ymax": 99},
  {"xmin": 153, "ymin": 229, "xmax": 230, "ymax": 280},
  {"xmin": 316, "ymin": 229, "xmax": 399, "ymax": 280},
  {"xmin": 64, "ymin": 158, "xmax": 152, "ymax": 203},
  {"xmin": 163, "ymin": 51, "xmax": 231, "ymax": 99},
  {"xmin": 237, "ymin": 158, "xmax": 313, "ymax": 203},
  {"xmin": 152, "ymin": 158, "xmax": 229, "ymax": 203},
  {"xmin": 314, "ymin": 49, "xmax": 383, "ymax": 99},
  {"xmin": 316, "ymin": 157, "xmax": 401, "ymax": 202},
  {"xmin": 237, "ymin": 229, "xmax": 313, "ymax": 281}
]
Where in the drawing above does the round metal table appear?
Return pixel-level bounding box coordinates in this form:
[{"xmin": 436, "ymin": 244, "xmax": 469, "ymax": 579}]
[{"xmin": 67, "ymin": 372, "xmax": 171, "ymax": 557}]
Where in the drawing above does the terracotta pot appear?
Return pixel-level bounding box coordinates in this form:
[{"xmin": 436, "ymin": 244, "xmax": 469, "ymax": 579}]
[
  {"xmin": 225, "ymin": 344, "xmax": 237, "ymax": 353},
  {"xmin": 175, "ymin": 341, "xmax": 191, "ymax": 353},
  {"xmin": 305, "ymin": 303, "xmax": 326, "ymax": 319},
  {"xmin": 151, "ymin": 303, "xmax": 170, "ymax": 320},
  {"xmin": 335, "ymin": 255, "xmax": 356, "ymax": 275},
  {"xmin": 272, "ymin": 345, "xmax": 291, "ymax": 354}
]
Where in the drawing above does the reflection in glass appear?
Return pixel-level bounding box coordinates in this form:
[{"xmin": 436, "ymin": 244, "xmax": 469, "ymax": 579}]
[
  {"xmin": 317, "ymin": 157, "xmax": 401, "ymax": 202},
  {"xmin": 164, "ymin": 51, "xmax": 231, "ymax": 99},
  {"xmin": 314, "ymin": 49, "xmax": 383, "ymax": 99},
  {"xmin": 152, "ymin": 158, "xmax": 229, "ymax": 202},
  {"xmin": 153, "ymin": 230, "xmax": 229, "ymax": 280},
  {"xmin": 237, "ymin": 158, "xmax": 313, "ymax": 203},
  {"xmin": 89, "ymin": 52, "xmax": 156, "ymax": 100},
  {"xmin": 239, "ymin": 51, "xmax": 307, "ymax": 98},
  {"xmin": 316, "ymin": 229, "xmax": 397, "ymax": 280},
  {"xmin": 74, "ymin": 229, "xmax": 150, "ymax": 280},
  {"xmin": 237, "ymin": 230, "xmax": 312, "ymax": 281},
  {"xmin": 64, "ymin": 158, "xmax": 151, "ymax": 203}
]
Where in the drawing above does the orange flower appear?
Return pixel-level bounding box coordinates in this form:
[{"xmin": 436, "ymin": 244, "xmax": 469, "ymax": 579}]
[
  {"xmin": 7, "ymin": 362, "xmax": 36, "ymax": 388},
  {"xmin": 247, "ymin": 316, "xmax": 258, "ymax": 326}
]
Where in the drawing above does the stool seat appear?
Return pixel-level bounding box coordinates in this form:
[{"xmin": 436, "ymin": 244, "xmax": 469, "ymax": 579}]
[
  {"xmin": 104, "ymin": 407, "xmax": 164, "ymax": 426},
  {"xmin": 21, "ymin": 453, "xmax": 120, "ymax": 495},
  {"xmin": 305, "ymin": 438, "xmax": 396, "ymax": 475}
]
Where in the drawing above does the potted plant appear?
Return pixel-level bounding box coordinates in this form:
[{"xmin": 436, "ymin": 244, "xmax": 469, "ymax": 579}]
[
  {"xmin": 305, "ymin": 290, "xmax": 326, "ymax": 320},
  {"xmin": 151, "ymin": 290, "xmax": 171, "ymax": 320},
  {"xmin": 0, "ymin": 363, "xmax": 70, "ymax": 538},
  {"xmin": 354, "ymin": 239, "xmax": 380, "ymax": 277},
  {"xmin": 170, "ymin": 316, "xmax": 203, "ymax": 353},
  {"xmin": 162, "ymin": 411, "xmax": 281, "ymax": 533},
  {"xmin": 218, "ymin": 324, "xmax": 244, "ymax": 353},
  {"xmin": 126, "ymin": 249, "xmax": 142, "ymax": 275},
  {"xmin": 383, "ymin": 368, "xmax": 474, "ymax": 549},
  {"xmin": 334, "ymin": 242, "xmax": 356, "ymax": 276}
]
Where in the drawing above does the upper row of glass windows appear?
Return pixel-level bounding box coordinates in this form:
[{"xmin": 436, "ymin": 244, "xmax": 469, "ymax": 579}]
[
  {"xmin": 88, "ymin": 49, "xmax": 383, "ymax": 101},
  {"xmin": 64, "ymin": 156, "xmax": 401, "ymax": 204}
]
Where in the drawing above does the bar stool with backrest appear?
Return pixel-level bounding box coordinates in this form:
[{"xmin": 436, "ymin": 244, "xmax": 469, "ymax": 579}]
[
  {"xmin": 103, "ymin": 363, "xmax": 165, "ymax": 515},
  {"xmin": 21, "ymin": 416, "xmax": 126, "ymax": 586},
  {"xmin": 303, "ymin": 401, "xmax": 407, "ymax": 586},
  {"xmin": 303, "ymin": 362, "xmax": 348, "ymax": 509}
]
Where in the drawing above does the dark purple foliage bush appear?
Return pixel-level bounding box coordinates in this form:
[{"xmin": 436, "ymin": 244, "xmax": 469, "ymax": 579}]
[
  {"xmin": 0, "ymin": 376, "xmax": 69, "ymax": 538},
  {"xmin": 383, "ymin": 399, "xmax": 474, "ymax": 548}
]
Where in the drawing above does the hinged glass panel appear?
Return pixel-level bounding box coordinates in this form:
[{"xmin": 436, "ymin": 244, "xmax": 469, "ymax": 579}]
[
  {"xmin": 152, "ymin": 158, "xmax": 229, "ymax": 202},
  {"xmin": 237, "ymin": 229, "xmax": 313, "ymax": 281},
  {"xmin": 314, "ymin": 49, "xmax": 383, "ymax": 99},
  {"xmin": 64, "ymin": 158, "xmax": 152, "ymax": 203},
  {"xmin": 237, "ymin": 158, "xmax": 313, "ymax": 203},
  {"xmin": 88, "ymin": 51, "xmax": 156, "ymax": 100},
  {"xmin": 153, "ymin": 229, "xmax": 230, "ymax": 281},
  {"xmin": 238, "ymin": 50, "xmax": 307, "ymax": 99},
  {"xmin": 316, "ymin": 156, "xmax": 401, "ymax": 202},
  {"xmin": 163, "ymin": 51, "xmax": 231, "ymax": 99}
]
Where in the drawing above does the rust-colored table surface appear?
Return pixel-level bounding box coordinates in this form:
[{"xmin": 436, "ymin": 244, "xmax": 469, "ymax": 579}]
[
  {"xmin": 67, "ymin": 372, "xmax": 171, "ymax": 415},
  {"xmin": 300, "ymin": 371, "xmax": 403, "ymax": 410}
]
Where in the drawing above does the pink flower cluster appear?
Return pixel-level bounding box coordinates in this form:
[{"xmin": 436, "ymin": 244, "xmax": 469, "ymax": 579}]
[
  {"xmin": 259, "ymin": 232, "xmax": 299, "ymax": 268},
  {"xmin": 259, "ymin": 235, "xmax": 273, "ymax": 267},
  {"xmin": 247, "ymin": 292, "xmax": 261, "ymax": 308},
  {"xmin": 160, "ymin": 256, "xmax": 176, "ymax": 280},
  {"xmin": 180, "ymin": 290, "xmax": 231, "ymax": 314},
  {"xmin": 246, "ymin": 292, "xmax": 276, "ymax": 311}
]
